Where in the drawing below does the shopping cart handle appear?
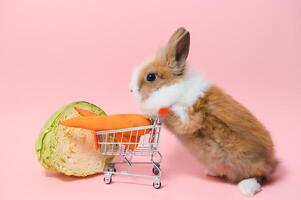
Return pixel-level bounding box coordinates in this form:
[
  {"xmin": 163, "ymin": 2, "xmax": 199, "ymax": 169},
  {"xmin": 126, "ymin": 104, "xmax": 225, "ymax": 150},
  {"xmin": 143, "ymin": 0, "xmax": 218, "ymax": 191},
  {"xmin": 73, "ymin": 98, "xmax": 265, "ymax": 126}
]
[{"xmin": 159, "ymin": 107, "xmax": 169, "ymax": 117}]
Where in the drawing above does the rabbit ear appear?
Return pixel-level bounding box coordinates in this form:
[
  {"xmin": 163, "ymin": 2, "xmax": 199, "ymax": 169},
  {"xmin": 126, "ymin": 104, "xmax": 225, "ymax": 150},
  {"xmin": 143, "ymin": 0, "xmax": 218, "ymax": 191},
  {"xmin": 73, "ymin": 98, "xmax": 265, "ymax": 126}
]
[{"xmin": 163, "ymin": 27, "xmax": 190, "ymax": 74}]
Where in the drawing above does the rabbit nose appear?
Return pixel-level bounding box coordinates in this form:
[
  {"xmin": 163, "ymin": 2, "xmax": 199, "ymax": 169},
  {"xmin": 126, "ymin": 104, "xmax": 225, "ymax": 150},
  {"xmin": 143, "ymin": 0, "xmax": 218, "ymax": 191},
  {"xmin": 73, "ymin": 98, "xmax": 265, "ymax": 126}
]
[{"xmin": 130, "ymin": 89, "xmax": 133, "ymax": 93}]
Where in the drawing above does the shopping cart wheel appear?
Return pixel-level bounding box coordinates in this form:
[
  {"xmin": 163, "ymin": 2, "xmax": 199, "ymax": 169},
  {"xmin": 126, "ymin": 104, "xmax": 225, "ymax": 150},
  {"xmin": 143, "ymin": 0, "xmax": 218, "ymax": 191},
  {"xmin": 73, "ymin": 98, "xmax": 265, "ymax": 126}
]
[
  {"xmin": 153, "ymin": 180, "xmax": 161, "ymax": 189},
  {"xmin": 152, "ymin": 163, "xmax": 160, "ymax": 175},
  {"xmin": 104, "ymin": 175, "xmax": 112, "ymax": 184}
]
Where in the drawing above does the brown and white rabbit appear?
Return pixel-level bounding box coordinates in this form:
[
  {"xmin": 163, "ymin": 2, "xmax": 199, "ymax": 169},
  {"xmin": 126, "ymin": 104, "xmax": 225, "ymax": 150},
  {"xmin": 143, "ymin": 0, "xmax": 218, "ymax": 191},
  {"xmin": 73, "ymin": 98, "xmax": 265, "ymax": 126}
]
[{"xmin": 130, "ymin": 27, "xmax": 277, "ymax": 196}]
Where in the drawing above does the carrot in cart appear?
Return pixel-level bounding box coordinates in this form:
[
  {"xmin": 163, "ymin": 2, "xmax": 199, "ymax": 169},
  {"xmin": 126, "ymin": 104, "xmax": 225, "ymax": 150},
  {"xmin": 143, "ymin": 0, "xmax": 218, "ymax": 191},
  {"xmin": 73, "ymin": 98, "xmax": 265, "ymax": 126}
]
[
  {"xmin": 60, "ymin": 114, "xmax": 152, "ymax": 131},
  {"xmin": 75, "ymin": 107, "xmax": 100, "ymax": 150},
  {"xmin": 100, "ymin": 127, "xmax": 151, "ymax": 151},
  {"xmin": 92, "ymin": 131, "xmax": 146, "ymax": 151},
  {"xmin": 60, "ymin": 113, "xmax": 153, "ymax": 151},
  {"xmin": 112, "ymin": 130, "xmax": 149, "ymax": 151},
  {"xmin": 75, "ymin": 107, "xmax": 98, "ymax": 117},
  {"xmin": 91, "ymin": 130, "xmax": 100, "ymax": 150}
]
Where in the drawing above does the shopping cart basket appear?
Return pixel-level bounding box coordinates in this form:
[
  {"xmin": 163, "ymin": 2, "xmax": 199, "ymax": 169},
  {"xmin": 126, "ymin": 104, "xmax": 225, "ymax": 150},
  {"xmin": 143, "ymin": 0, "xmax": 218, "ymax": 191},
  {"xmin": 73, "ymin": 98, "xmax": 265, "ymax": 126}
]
[{"xmin": 96, "ymin": 117, "xmax": 163, "ymax": 189}]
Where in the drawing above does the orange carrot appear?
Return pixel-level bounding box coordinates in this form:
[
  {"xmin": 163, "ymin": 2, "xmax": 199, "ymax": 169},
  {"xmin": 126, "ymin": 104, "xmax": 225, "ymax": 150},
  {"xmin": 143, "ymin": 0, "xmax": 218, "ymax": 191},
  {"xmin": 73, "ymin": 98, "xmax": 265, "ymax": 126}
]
[
  {"xmin": 75, "ymin": 107, "xmax": 98, "ymax": 117},
  {"xmin": 60, "ymin": 114, "xmax": 152, "ymax": 131},
  {"xmin": 60, "ymin": 114, "xmax": 152, "ymax": 151},
  {"xmin": 114, "ymin": 135, "xmax": 142, "ymax": 151},
  {"xmin": 74, "ymin": 107, "xmax": 99, "ymax": 150},
  {"xmin": 91, "ymin": 130, "xmax": 100, "ymax": 150},
  {"xmin": 99, "ymin": 127, "xmax": 150, "ymax": 151}
]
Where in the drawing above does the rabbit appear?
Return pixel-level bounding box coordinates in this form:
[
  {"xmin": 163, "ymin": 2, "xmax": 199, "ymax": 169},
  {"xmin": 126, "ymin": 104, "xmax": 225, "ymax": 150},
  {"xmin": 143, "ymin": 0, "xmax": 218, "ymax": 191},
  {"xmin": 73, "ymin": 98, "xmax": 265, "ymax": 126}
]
[{"xmin": 130, "ymin": 27, "xmax": 277, "ymax": 196}]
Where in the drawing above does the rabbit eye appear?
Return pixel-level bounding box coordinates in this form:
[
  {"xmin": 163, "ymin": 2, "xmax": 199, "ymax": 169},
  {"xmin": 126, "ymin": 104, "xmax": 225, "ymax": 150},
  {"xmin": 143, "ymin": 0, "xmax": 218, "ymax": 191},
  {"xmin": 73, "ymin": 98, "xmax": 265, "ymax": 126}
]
[{"xmin": 146, "ymin": 72, "xmax": 156, "ymax": 82}]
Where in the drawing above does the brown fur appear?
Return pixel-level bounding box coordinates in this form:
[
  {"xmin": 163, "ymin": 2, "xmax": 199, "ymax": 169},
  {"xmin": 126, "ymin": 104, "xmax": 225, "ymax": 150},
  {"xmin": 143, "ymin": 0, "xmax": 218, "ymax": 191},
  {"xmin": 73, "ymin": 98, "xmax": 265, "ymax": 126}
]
[
  {"xmin": 134, "ymin": 27, "xmax": 277, "ymax": 184},
  {"xmin": 164, "ymin": 85, "xmax": 277, "ymax": 182}
]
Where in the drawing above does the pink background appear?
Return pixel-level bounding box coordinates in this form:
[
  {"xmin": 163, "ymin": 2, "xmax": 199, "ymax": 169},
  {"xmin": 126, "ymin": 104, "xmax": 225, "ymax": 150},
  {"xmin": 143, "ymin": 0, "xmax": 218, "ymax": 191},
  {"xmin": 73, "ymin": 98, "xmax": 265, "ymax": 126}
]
[{"xmin": 0, "ymin": 0, "xmax": 300, "ymax": 199}]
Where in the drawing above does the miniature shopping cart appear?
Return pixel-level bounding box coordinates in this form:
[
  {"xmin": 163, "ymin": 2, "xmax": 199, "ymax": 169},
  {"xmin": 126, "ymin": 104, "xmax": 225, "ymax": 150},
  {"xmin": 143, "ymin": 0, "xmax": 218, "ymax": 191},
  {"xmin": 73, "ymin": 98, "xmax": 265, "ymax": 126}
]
[{"xmin": 96, "ymin": 117, "xmax": 163, "ymax": 189}]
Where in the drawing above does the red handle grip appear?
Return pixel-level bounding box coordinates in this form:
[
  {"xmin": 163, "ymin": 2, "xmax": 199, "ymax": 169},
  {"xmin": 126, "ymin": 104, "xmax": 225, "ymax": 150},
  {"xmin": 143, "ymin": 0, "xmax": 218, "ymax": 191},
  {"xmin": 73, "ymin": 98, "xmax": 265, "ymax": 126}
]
[{"xmin": 159, "ymin": 107, "xmax": 169, "ymax": 117}]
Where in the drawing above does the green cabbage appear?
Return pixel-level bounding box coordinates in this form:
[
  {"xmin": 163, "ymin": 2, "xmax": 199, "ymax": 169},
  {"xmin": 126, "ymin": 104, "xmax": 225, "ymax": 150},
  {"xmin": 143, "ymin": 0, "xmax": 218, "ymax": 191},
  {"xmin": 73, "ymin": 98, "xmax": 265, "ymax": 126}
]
[{"xmin": 36, "ymin": 101, "xmax": 113, "ymax": 176}]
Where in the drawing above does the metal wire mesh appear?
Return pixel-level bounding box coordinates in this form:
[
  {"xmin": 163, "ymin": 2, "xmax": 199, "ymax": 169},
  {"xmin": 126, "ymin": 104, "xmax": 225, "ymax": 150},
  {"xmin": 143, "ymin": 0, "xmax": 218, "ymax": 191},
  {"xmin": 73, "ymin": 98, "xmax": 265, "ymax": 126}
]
[{"xmin": 96, "ymin": 119, "xmax": 161, "ymax": 156}]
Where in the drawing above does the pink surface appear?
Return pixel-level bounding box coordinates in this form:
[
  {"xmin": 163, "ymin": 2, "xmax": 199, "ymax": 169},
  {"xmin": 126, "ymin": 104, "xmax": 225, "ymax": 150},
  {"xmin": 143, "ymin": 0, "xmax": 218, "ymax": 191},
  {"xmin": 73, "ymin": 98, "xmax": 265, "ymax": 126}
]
[{"xmin": 0, "ymin": 0, "xmax": 300, "ymax": 199}]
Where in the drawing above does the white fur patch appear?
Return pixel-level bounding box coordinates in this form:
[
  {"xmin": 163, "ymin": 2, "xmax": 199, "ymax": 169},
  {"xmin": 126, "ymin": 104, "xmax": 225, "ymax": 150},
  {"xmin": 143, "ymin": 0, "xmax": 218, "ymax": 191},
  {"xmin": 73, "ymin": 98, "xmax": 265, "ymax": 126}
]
[
  {"xmin": 238, "ymin": 178, "xmax": 262, "ymax": 196},
  {"xmin": 171, "ymin": 104, "xmax": 188, "ymax": 122},
  {"xmin": 141, "ymin": 70, "xmax": 210, "ymax": 121},
  {"xmin": 130, "ymin": 56, "xmax": 155, "ymax": 102}
]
